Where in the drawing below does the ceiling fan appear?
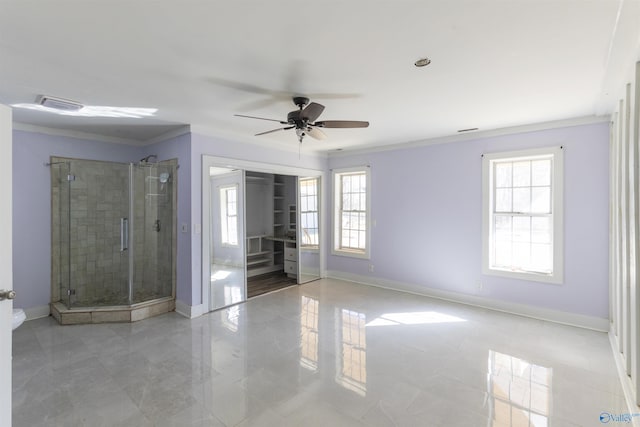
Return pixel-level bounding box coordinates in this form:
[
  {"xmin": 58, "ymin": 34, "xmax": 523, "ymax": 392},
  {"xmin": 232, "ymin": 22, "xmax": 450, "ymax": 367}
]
[{"xmin": 235, "ymin": 96, "xmax": 369, "ymax": 143}]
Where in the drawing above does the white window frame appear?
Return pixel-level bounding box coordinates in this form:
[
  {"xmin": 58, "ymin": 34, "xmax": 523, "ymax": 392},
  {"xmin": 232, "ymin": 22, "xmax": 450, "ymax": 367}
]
[
  {"xmin": 299, "ymin": 177, "xmax": 320, "ymax": 249},
  {"xmin": 220, "ymin": 184, "xmax": 239, "ymax": 247},
  {"xmin": 332, "ymin": 166, "xmax": 371, "ymax": 259},
  {"xmin": 482, "ymin": 147, "xmax": 563, "ymax": 284}
]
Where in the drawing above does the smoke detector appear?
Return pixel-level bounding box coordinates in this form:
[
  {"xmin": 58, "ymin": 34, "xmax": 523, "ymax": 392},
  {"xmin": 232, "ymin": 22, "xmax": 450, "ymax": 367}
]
[{"xmin": 37, "ymin": 95, "xmax": 83, "ymax": 111}]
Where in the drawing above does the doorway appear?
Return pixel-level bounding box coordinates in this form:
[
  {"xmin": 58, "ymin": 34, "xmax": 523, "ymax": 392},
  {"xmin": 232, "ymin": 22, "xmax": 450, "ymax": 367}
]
[{"xmin": 202, "ymin": 156, "xmax": 324, "ymax": 313}]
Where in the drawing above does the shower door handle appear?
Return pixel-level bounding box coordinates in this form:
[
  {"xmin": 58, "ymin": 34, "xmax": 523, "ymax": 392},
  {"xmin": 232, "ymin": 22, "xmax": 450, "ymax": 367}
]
[{"xmin": 121, "ymin": 218, "xmax": 128, "ymax": 252}]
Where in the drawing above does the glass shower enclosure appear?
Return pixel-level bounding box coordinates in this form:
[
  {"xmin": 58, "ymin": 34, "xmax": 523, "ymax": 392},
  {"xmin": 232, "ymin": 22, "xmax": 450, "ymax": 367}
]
[{"xmin": 51, "ymin": 157, "xmax": 177, "ymax": 311}]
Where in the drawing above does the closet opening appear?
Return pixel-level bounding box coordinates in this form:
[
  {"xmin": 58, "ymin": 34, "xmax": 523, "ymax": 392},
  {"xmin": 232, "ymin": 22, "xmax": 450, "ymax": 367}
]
[{"xmin": 202, "ymin": 156, "xmax": 324, "ymax": 313}]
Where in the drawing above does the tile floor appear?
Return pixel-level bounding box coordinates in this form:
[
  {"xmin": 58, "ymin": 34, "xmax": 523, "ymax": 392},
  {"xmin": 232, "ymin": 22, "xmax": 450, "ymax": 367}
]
[{"xmin": 12, "ymin": 279, "xmax": 629, "ymax": 426}]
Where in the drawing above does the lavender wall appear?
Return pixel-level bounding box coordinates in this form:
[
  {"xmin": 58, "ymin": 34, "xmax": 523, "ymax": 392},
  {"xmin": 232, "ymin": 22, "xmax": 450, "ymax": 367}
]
[
  {"xmin": 12, "ymin": 130, "xmax": 141, "ymax": 309},
  {"xmin": 15, "ymin": 123, "xmax": 607, "ymax": 321},
  {"xmin": 328, "ymin": 123, "xmax": 610, "ymax": 319}
]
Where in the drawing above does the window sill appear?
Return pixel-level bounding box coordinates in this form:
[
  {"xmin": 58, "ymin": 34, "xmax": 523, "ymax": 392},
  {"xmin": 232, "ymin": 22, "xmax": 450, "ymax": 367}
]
[
  {"xmin": 332, "ymin": 248, "xmax": 370, "ymax": 260},
  {"xmin": 483, "ymin": 266, "xmax": 562, "ymax": 285}
]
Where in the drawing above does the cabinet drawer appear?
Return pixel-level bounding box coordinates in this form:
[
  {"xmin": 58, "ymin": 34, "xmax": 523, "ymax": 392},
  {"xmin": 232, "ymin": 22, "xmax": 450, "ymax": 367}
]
[
  {"xmin": 284, "ymin": 248, "xmax": 297, "ymax": 261},
  {"xmin": 284, "ymin": 260, "xmax": 297, "ymax": 275}
]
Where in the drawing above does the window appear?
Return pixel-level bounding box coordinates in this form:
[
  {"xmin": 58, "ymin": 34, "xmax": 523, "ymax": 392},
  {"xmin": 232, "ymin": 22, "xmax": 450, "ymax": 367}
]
[
  {"xmin": 482, "ymin": 147, "xmax": 563, "ymax": 284},
  {"xmin": 220, "ymin": 185, "xmax": 238, "ymax": 246},
  {"xmin": 299, "ymin": 177, "xmax": 319, "ymax": 248},
  {"xmin": 332, "ymin": 167, "xmax": 371, "ymax": 258}
]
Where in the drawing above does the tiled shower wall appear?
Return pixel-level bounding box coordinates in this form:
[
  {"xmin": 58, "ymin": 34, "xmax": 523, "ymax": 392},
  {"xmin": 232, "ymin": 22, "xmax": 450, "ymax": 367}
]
[{"xmin": 51, "ymin": 157, "xmax": 176, "ymax": 307}]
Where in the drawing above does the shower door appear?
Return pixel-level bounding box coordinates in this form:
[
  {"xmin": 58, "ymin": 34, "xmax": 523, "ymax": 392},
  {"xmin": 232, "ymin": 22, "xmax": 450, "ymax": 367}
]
[
  {"xmin": 131, "ymin": 160, "xmax": 176, "ymax": 303},
  {"xmin": 64, "ymin": 159, "xmax": 131, "ymax": 307}
]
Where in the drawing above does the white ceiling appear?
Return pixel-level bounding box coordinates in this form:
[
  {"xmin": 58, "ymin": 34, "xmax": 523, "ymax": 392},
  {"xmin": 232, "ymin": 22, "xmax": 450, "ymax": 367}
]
[{"xmin": 1, "ymin": 1, "xmax": 638, "ymax": 153}]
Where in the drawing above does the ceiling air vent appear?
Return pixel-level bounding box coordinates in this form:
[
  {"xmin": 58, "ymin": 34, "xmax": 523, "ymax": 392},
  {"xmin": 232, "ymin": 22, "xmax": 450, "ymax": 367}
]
[{"xmin": 37, "ymin": 95, "xmax": 83, "ymax": 111}]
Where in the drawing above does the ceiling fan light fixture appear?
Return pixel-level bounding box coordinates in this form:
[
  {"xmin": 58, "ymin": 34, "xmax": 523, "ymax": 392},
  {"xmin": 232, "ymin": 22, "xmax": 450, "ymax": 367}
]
[
  {"xmin": 37, "ymin": 95, "xmax": 84, "ymax": 111},
  {"xmin": 414, "ymin": 57, "xmax": 431, "ymax": 68}
]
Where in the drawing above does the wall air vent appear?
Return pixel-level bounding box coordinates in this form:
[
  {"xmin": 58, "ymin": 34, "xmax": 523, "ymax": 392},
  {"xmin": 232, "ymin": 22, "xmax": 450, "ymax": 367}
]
[{"xmin": 37, "ymin": 95, "xmax": 83, "ymax": 111}]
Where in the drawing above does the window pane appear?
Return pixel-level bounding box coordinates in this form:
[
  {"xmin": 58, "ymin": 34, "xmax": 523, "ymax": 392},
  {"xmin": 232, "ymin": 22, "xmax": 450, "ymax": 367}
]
[
  {"xmin": 513, "ymin": 188, "xmax": 531, "ymax": 212},
  {"xmin": 495, "ymin": 163, "xmax": 512, "ymax": 188},
  {"xmin": 341, "ymin": 213, "xmax": 350, "ymax": 230},
  {"xmin": 531, "ymin": 244, "xmax": 552, "ymax": 272},
  {"xmin": 301, "ymin": 197, "xmax": 308, "ymax": 212},
  {"xmin": 343, "ymin": 194, "xmax": 351, "ymax": 211},
  {"xmin": 228, "ymin": 220, "xmax": 238, "ymax": 245},
  {"xmin": 531, "ymin": 187, "xmax": 550, "ymax": 213},
  {"xmin": 532, "ymin": 159, "xmax": 551, "ymax": 186},
  {"xmin": 513, "ymin": 242, "xmax": 530, "ymax": 269},
  {"xmin": 531, "ymin": 217, "xmax": 551, "ymax": 243},
  {"xmin": 495, "ymin": 240, "xmax": 512, "ymax": 267},
  {"xmin": 349, "ymin": 231, "xmax": 359, "ymax": 248},
  {"xmin": 495, "ymin": 215, "xmax": 512, "ymax": 241},
  {"xmin": 358, "ymin": 212, "xmax": 366, "ymax": 230},
  {"xmin": 513, "ymin": 161, "xmax": 531, "ymax": 187},
  {"xmin": 495, "ymin": 189, "xmax": 512, "ymax": 212},
  {"xmin": 513, "ymin": 217, "xmax": 530, "ymax": 242}
]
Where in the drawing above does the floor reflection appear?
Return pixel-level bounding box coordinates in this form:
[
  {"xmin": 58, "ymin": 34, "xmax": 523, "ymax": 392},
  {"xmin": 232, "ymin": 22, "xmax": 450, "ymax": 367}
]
[
  {"xmin": 366, "ymin": 311, "xmax": 467, "ymax": 327},
  {"xmin": 210, "ymin": 263, "xmax": 244, "ymax": 310},
  {"xmin": 222, "ymin": 303, "xmax": 240, "ymax": 332},
  {"xmin": 488, "ymin": 350, "xmax": 552, "ymax": 427},
  {"xmin": 300, "ymin": 296, "xmax": 319, "ymax": 371},
  {"xmin": 336, "ymin": 308, "xmax": 367, "ymax": 396}
]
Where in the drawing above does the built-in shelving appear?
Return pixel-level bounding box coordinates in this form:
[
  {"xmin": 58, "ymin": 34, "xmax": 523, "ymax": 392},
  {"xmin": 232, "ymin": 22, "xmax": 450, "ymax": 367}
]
[{"xmin": 246, "ymin": 235, "xmax": 274, "ymax": 277}]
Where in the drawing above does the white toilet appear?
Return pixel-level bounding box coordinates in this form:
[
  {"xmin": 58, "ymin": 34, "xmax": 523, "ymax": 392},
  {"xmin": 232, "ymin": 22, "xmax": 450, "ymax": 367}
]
[{"xmin": 12, "ymin": 308, "xmax": 26, "ymax": 331}]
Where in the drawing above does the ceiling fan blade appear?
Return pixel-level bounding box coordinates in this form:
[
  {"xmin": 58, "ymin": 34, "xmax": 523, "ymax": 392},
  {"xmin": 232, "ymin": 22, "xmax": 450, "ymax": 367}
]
[
  {"xmin": 307, "ymin": 127, "xmax": 327, "ymax": 140},
  {"xmin": 301, "ymin": 102, "xmax": 325, "ymax": 122},
  {"xmin": 314, "ymin": 120, "xmax": 369, "ymax": 128},
  {"xmin": 235, "ymin": 114, "xmax": 287, "ymax": 124},
  {"xmin": 255, "ymin": 126, "xmax": 294, "ymax": 136}
]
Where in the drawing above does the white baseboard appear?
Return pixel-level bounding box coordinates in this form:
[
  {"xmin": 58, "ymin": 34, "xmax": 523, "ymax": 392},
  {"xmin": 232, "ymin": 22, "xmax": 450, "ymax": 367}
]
[
  {"xmin": 175, "ymin": 300, "xmax": 205, "ymax": 319},
  {"xmin": 326, "ymin": 271, "xmax": 609, "ymax": 332},
  {"xmin": 608, "ymin": 330, "xmax": 640, "ymax": 425},
  {"xmin": 24, "ymin": 305, "xmax": 50, "ymax": 321}
]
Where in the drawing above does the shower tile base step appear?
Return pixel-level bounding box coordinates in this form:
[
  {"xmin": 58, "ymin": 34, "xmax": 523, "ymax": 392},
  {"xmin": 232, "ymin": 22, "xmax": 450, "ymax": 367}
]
[{"xmin": 50, "ymin": 297, "xmax": 175, "ymax": 325}]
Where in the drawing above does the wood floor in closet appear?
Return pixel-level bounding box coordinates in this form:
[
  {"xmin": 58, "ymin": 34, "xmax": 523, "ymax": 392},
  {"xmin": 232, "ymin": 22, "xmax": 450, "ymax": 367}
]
[{"xmin": 247, "ymin": 271, "xmax": 297, "ymax": 298}]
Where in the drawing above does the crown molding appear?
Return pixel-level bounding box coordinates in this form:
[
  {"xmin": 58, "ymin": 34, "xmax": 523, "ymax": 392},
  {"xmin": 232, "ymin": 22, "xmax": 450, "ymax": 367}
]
[
  {"xmin": 328, "ymin": 115, "xmax": 610, "ymax": 158},
  {"xmin": 12, "ymin": 122, "xmax": 142, "ymax": 145}
]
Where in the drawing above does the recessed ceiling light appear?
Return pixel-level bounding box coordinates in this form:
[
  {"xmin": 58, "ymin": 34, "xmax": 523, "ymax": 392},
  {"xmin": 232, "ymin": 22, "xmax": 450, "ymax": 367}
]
[{"xmin": 414, "ymin": 57, "xmax": 431, "ymax": 67}]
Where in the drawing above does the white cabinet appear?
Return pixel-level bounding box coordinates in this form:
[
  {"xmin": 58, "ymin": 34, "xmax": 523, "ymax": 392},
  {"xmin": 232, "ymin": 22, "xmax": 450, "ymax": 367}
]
[
  {"xmin": 284, "ymin": 247, "xmax": 297, "ymax": 261},
  {"xmin": 284, "ymin": 260, "xmax": 297, "ymax": 276},
  {"xmin": 284, "ymin": 245, "xmax": 297, "ymax": 277}
]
